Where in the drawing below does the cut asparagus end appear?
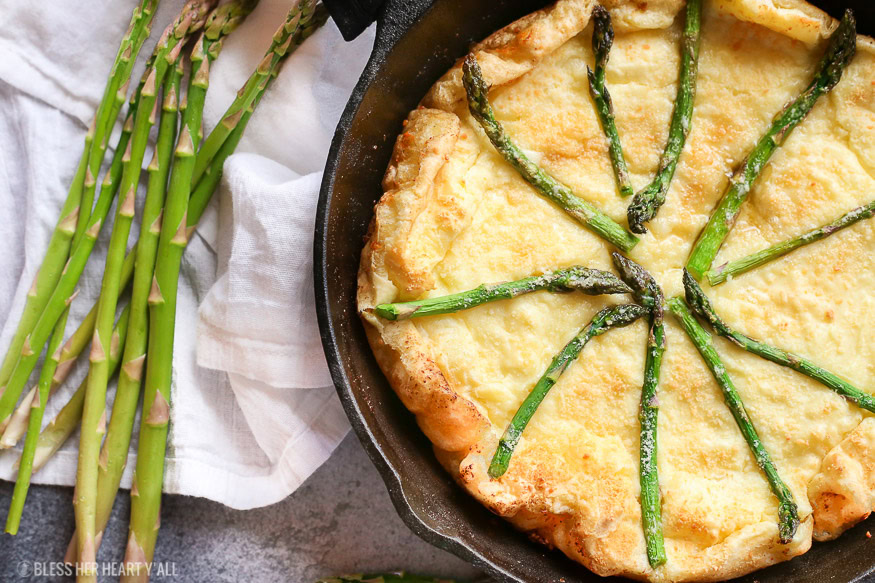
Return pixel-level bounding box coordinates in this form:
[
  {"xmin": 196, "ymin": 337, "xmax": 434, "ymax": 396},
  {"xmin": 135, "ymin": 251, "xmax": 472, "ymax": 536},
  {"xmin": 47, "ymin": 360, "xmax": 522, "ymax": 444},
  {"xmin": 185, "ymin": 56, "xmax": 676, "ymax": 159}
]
[
  {"xmin": 705, "ymin": 198, "xmax": 875, "ymax": 285},
  {"xmin": 374, "ymin": 304, "xmax": 408, "ymax": 320},
  {"xmin": 487, "ymin": 439, "xmax": 515, "ymax": 478}
]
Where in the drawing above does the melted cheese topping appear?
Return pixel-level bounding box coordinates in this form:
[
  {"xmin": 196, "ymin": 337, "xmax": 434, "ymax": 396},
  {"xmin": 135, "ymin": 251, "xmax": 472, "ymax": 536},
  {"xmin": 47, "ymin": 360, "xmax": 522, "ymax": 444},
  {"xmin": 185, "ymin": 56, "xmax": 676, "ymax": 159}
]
[{"xmin": 363, "ymin": 1, "xmax": 875, "ymax": 579}]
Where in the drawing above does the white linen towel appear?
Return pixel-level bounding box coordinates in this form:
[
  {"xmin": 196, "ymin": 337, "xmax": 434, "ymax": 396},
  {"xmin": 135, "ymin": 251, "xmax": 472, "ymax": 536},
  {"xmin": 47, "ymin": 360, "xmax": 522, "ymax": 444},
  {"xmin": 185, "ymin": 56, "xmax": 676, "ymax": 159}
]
[{"xmin": 0, "ymin": 0, "xmax": 374, "ymax": 509}]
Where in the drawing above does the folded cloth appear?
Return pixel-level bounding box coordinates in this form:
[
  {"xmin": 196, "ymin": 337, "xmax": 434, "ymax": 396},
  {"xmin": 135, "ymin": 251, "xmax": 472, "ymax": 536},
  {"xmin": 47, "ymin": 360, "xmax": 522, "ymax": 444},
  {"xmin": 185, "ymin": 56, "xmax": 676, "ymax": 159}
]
[{"xmin": 0, "ymin": 0, "xmax": 374, "ymax": 509}]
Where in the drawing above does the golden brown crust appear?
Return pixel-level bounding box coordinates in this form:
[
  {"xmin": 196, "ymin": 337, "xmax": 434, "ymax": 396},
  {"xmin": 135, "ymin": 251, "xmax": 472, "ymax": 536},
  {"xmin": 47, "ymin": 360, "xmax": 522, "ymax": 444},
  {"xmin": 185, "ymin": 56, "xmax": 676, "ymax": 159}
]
[
  {"xmin": 357, "ymin": 109, "xmax": 490, "ymax": 452},
  {"xmin": 597, "ymin": 0, "xmax": 685, "ymax": 32},
  {"xmin": 809, "ymin": 418, "xmax": 875, "ymax": 541},
  {"xmin": 714, "ymin": 0, "xmax": 834, "ymax": 44},
  {"xmin": 373, "ymin": 108, "xmax": 463, "ymax": 299},
  {"xmin": 358, "ymin": 0, "xmax": 875, "ymax": 580},
  {"xmin": 423, "ymin": 0, "xmax": 597, "ymax": 111}
]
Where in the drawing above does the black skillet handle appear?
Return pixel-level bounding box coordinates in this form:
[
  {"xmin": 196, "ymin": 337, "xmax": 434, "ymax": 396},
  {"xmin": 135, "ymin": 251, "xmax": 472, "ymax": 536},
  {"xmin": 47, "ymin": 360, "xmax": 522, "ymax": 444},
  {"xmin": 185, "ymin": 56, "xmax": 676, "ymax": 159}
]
[{"xmin": 322, "ymin": 0, "xmax": 386, "ymax": 40}]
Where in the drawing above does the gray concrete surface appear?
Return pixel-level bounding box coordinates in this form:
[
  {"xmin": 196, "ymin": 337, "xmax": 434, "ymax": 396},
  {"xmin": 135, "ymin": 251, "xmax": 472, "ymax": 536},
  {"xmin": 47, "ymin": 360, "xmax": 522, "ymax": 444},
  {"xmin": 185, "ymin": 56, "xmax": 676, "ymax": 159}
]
[{"xmin": 0, "ymin": 433, "xmax": 483, "ymax": 582}]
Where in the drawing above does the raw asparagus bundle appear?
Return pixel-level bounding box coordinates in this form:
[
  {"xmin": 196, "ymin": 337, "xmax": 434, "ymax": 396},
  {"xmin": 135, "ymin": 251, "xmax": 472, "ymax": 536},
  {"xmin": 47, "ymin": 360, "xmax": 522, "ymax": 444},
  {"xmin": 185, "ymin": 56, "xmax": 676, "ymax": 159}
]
[
  {"xmin": 462, "ymin": 55, "xmax": 639, "ymax": 252},
  {"xmin": 682, "ymin": 270, "xmax": 875, "ymax": 412},
  {"xmin": 610, "ymin": 253, "xmax": 666, "ymax": 567},
  {"xmin": 626, "ymin": 0, "xmax": 702, "ymax": 234},
  {"xmin": 0, "ymin": 100, "xmax": 140, "ymax": 441},
  {"xmin": 89, "ymin": 0, "xmax": 258, "ymax": 556},
  {"xmin": 0, "ymin": 0, "xmax": 158, "ymax": 393},
  {"xmin": 374, "ymin": 267, "xmax": 631, "ymax": 321},
  {"xmin": 75, "ymin": 3, "xmax": 218, "ymax": 576},
  {"xmin": 706, "ymin": 199, "xmax": 875, "ymax": 285},
  {"xmin": 488, "ymin": 304, "xmax": 647, "ymax": 478},
  {"xmin": 0, "ymin": 0, "xmax": 212, "ymax": 431},
  {"xmin": 122, "ymin": 3, "xmax": 328, "ymax": 578},
  {"xmin": 21, "ymin": 128, "xmax": 247, "ymax": 477},
  {"xmin": 20, "ymin": 47, "xmax": 275, "ymax": 487},
  {"xmin": 3, "ymin": 0, "xmax": 256, "ymax": 470},
  {"xmin": 587, "ymin": 5, "xmax": 633, "ymax": 198},
  {"xmin": 686, "ymin": 10, "xmax": 857, "ymax": 280},
  {"xmin": 668, "ymin": 296, "xmax": 799, "ymax": 543},
  {"xmin": 9, "ymin": 5, "xmax": 264, "ymax": 469}
]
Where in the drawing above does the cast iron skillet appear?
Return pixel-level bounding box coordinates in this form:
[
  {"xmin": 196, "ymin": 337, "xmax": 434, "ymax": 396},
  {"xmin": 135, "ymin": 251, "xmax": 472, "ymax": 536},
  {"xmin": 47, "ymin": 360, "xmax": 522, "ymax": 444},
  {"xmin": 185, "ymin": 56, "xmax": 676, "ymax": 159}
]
[{"xmin": 315, "ymin": 1, "xmax": 875, "ymax": 581}]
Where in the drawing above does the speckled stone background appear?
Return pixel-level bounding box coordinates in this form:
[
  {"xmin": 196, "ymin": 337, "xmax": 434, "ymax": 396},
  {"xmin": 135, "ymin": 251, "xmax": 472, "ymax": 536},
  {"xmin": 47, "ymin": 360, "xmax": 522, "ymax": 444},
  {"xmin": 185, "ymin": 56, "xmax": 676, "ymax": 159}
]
[{"xmin": 0, "ymin": 434, "xmax": 484, "ymax": 582}]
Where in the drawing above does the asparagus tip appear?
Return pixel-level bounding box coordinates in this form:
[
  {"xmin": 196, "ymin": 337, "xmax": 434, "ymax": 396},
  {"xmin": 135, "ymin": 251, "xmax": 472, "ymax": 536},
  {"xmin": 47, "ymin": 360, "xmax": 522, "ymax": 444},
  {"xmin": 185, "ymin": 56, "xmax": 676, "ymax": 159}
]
[
  {"xmin": 681, "ymin": 269, "xmax": 727, "ymax": 332},
  {"xmin": 779, "ymin": 500, "xmax": 800, "ymax": 543}
]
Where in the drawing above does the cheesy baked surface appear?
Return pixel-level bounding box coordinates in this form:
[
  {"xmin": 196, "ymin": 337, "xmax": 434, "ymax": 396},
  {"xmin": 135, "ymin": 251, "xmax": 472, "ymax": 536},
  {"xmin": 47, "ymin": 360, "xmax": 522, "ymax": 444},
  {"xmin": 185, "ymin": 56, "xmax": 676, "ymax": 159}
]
[{"xmin": 357, "ymin": 0, "xmax": 875, "ymax": 580}]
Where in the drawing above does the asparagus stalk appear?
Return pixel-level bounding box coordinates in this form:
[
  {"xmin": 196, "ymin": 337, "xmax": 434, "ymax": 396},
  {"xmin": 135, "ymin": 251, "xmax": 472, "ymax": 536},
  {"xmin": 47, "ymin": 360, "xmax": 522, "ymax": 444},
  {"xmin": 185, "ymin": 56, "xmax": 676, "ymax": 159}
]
[
  {"xmin": 682, "ymin": 270, "xmax": 875, "ymax": 413},
  {"xmin": 186, "ymin": 98, "xmax": 256, "ymax": 225},
  {"xmin": 30, "ymin": 379, "xmax": 87, "ymax": 473},
  {"xmin": 25, "ymin": 91, "xmax": 268, "ymax": 474},
  {"xmin": 488, "ymin": 304, "xmax": 647, "ymax": 478},
  {"xmin": 686, "ymin": 10, "xmax": 857, "ymax": 279},
  {"xmin": 707, "ymin": 199, "xmax": 875, "ymax": 285},
  {"xmin": 0, "ymin": 0, "xmax": 157, "ymax": 391},
  {"xmin": 626, "ymin": 0, "xmax": 702, "ymax": 234},
  {"xmin": 4, "ymin": 308, "xmax": 69, "ymax": 534},
  {"xmin": 0, "ymin": 165, "xmax": 82, "ymax": 395},
  {"xmin": 26, "ymin": 306, "xmax": 131, "ymax": 475},
  {"xmin": 0, "ymin": 45, "xmax": 158, "ymax": 429},
  {"xmin": 462, "ymin": 55, "xmax": 639, "ymax": 252},
  {"xmin": 95, "ymin": 1, "xmax": 258, "ymax": 553},
  {"xmin": 587, "ymin": 6, "xmax": 633, "ymax": 198},
  {"xmin": 374, "ymin": 267, "xmax": 631, "ymax": 321},
  {"xmin": 10, "ymin": 5, "xmax": 156, "ymax": 519},
  {"xmin": 610, "ymin": 253, "xmax": 666, "ymax": 567},
  {"xmin": 76, "ymin": 0, "xmax": 161, "ymax": 248},
  {"xmin": 186, "ymin": 56, "xmax": 279, "ymax": 227},
  {"xmin": 58, "ymin": 252, "xmax": 136, "ymax": 388},
  {"xmin": 75, "ymin": 4, "xmax": 217, "ymax": 577},
  {"xmin": 667, "ymin": 296, "xmax": 798, "ymax": 543}
]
